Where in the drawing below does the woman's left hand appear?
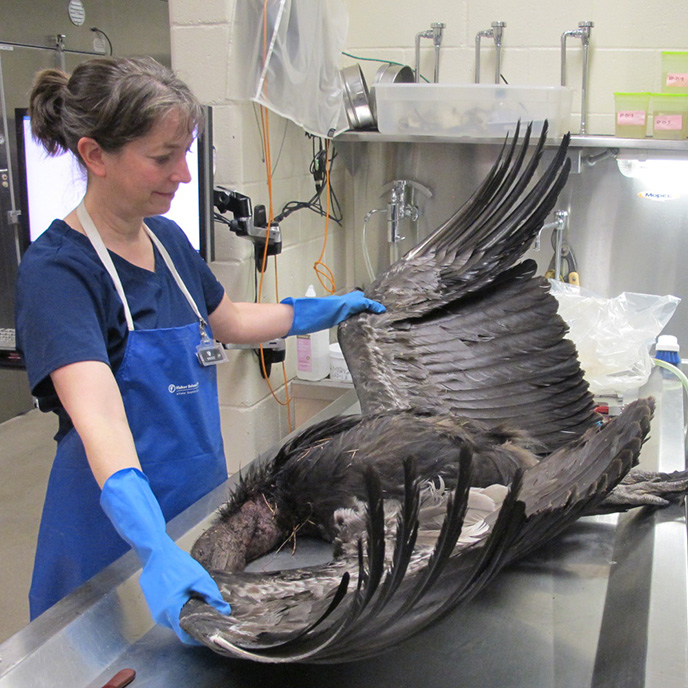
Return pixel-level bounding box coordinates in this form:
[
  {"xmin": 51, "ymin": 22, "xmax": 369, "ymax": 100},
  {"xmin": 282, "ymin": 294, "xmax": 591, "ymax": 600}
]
[{"xmin": 282, "ymin": 291, "xmax": 386, "ymax": 336}]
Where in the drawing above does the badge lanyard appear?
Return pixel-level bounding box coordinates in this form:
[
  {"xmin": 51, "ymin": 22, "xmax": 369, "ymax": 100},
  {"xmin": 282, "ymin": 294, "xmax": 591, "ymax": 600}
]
[{"xmin": 76, "ymin": 202, "xmax": 227, "ymax": 366}]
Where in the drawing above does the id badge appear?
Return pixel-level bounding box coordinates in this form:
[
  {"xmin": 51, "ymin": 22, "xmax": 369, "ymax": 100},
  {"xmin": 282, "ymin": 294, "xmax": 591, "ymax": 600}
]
[
  {"xmin": 196, "ymin": 320, "xmax": 228, "ymax": 366},
  {"xmin": 197, "ymin": 340, "xmax": 228, "ymax": 366}
]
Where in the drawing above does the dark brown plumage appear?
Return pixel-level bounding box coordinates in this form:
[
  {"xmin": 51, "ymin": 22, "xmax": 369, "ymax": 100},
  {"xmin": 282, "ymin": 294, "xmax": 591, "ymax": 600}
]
[
  {"xmin": 338, "ymin": 123, "xmax": 597, "ymax": 453},
  {"xmin": 179, "ymin": 123, "xmax": 687, "ymax": 662}
]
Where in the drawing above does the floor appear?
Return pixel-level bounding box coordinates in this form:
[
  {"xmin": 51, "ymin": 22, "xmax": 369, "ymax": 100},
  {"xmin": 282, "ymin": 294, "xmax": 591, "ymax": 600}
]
[
  {"xmin": 0, "ymin": 383, "xmax": 344, "ymax": 645},
  {"xmin": 0, "ymin": 407, "xmax": 56, "ymax": 644}
]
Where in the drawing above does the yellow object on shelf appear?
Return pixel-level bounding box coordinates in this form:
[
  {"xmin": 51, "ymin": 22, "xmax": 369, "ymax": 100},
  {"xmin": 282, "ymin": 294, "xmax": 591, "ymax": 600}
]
[
  {"xmin": 614, "ymin": 92, "xmax": 650, "ymax": 139},
  {"xmin": 661, "ymin": 51, "xmax": 688, "ymax": 94},
  {"xmin": 650, "ymin": 93, "xmax": 688, "ymax": 139}
]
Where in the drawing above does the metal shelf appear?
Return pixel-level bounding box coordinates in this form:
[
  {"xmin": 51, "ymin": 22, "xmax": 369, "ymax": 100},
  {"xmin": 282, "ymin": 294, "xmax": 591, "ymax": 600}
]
[{"xmin": 336, "ymin": 130, "xmax": 688, "ymax": 152}]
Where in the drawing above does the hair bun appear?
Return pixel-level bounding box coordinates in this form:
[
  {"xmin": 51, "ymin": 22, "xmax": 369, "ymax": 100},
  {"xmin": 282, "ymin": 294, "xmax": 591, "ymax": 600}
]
[{"xmin": 29, "ymin": 69, "xmax": 71, "ymax": 155}]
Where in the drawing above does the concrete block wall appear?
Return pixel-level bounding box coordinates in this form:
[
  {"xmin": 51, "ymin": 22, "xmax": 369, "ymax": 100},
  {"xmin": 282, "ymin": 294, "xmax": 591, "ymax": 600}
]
[
  {"xmin": 341, "ymin": 0, "xmax": 688, "ymax": 135},
  {"xmin": 168, "ymin": 0, "xmax": 685, "ymax": 472},
  {"xmin": 169, "ymin": 0, "xmax": 348, "ymax": 473}
]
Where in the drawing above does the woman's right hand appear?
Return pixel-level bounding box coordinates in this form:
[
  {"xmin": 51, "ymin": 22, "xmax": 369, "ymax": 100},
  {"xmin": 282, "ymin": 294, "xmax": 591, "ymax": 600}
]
[{"xmin": 100, "ymin": 467, "xmax": 232, "ymax": 644}]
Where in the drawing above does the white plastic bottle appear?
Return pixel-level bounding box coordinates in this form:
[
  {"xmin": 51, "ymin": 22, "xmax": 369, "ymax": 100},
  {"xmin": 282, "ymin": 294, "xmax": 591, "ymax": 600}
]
[{"xmin": 295, "ymin": 285, "xmax": 331, "ymax": 381}]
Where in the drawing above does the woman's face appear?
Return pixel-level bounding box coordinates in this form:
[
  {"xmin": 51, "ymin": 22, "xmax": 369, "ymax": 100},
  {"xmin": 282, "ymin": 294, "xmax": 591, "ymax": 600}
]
[{"xmin": 102, "ymin": 110, "xmax": 194, "ymax": 219}]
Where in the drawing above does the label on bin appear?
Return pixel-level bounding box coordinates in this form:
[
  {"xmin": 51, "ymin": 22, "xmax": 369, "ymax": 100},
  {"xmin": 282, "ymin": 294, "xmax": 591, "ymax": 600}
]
[
  {"xmin": 617, "ymin": 110, "xmax": 646, "ymax": 125},
  {"xmin": 654, "ymin": 114, "xmax": 683, "ymax": 130},
  {"xmin": 666, "ymin": 73, "xmax": 688, "ymax": 87}
]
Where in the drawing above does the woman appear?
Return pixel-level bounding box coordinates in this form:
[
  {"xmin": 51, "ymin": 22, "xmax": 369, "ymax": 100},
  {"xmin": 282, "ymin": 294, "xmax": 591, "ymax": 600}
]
[{"xmin": 15, "ymin": 56, "xmax": 384, "ymax": 643}]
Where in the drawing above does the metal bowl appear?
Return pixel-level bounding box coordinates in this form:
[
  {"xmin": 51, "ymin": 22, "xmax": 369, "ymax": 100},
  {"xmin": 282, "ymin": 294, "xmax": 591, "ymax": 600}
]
[
  {"xmin": 370, "ymin": 64, "xmax": 415, "ymax": 119},
  {"xmin": 341, "ymin": 64, "xmax": 376, "ymax": 130},
  {"xmin": 374, "ymin": 63, "xmax": 415, "ymax": 85}
]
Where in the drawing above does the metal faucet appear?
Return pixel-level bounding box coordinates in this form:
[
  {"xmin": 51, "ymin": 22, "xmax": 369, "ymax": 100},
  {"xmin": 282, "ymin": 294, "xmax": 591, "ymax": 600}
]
[
  {"xmin": 414, "ymin": 22, "xmax": 446, "ymax": 83},
  {"xmin": 534, "ymin": 209, "xmax": 568, "ymax": 250},
  {"xmin": 536, "ymin": 209, "xmax": 569, "ymax": 282},
  {"xmin": 387, "ymin": 180, "xmax": 420, "ymax": 245},
  {"xmin": 475, "ymin": 21, "xmax": 506, "ymax": 84},
  {"xmin": 561, "ymin": 21, "xmax": 594, "ymax": 135}
]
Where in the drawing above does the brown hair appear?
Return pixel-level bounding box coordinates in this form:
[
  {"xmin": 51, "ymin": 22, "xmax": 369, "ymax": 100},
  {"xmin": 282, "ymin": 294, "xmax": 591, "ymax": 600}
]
[{"xmin": 28, "ymin": 56, "xmax": 204, "ymax": 160}]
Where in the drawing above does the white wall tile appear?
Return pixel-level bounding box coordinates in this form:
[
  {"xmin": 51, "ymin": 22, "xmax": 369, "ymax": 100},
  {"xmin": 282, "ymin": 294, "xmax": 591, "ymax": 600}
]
[
  {"xmin": 208, "ymin": 256, "xmax": 253, "ymax": 299},
  {"xmin": 211, "ymin": 103, "xmax": 247, "ymax": 183},
  {"xmin": 342, "ymin": 0, "xmax": 468, "ymax": 49},
  {"xmin": 219, "ymin": 393, "xmax": 292, "ymax": 474},
  {"xmin": 170, "ymin": 25, "xmax": 231, "ymax": 104},
  {"xmin": 169, "ymin": 0, "xmax": 234, "ymax": 26},
  {"xmin": 217, "ymin": 348, "xmax": 287, "ymax": 408},
  {"xmin": 336, "ymin": 0, "xmax": 686, "ymax": 133}
]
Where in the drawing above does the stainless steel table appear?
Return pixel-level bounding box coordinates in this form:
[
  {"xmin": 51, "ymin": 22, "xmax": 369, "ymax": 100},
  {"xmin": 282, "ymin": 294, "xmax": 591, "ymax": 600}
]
[{"xmin": 1, "ymin": 377, "xmax": 686, "ymax": 688}]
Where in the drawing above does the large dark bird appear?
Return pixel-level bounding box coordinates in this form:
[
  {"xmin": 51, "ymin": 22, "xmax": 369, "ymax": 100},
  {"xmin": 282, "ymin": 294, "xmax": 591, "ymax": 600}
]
[{"xmin": 179, "ymin": 123, "xmax": 688, "ymax": 662}]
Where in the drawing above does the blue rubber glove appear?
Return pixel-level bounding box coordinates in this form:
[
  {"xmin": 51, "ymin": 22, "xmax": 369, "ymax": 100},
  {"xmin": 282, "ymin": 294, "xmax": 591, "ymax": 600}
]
[
  {"xmin": 282, "ymin": 290, "xmax": 386, "ymax": 336},
  {"xmin": 100, "ymin": 467, "xmax": 231, "ymax": 645}
]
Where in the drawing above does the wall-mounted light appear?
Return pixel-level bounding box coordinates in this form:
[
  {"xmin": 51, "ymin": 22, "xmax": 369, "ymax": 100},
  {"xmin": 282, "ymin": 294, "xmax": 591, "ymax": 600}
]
[{"xmin": 616, "ymin": 152, "xmax": 688, "ymax": 201}]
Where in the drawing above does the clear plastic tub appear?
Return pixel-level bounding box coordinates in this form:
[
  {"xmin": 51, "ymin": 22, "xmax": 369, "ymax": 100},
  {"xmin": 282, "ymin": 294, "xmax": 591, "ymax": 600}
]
[
  {"xmin": 661, "ymin": 51, "xmax": 688, "ymax": 94},
  {"xmin": 650, "ymin": 93, "xmax": 688, "ymax": 139},
  {"xmin": 373, "ymin": 83, "xmax": 573, "ymax": 138},
  {"xmin": 329, "ymin": 342, "xmax": 352, "ymax": 383},
  {"xmin": 614, "ymin": 92, "xmax": 650, "ymax": 138}
]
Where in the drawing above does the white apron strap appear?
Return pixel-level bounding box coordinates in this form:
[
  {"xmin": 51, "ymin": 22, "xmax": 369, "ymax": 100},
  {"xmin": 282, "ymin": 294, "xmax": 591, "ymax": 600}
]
[{"xmin": 77, "ymin": 202, "xmax": 206, "ymax": 332}]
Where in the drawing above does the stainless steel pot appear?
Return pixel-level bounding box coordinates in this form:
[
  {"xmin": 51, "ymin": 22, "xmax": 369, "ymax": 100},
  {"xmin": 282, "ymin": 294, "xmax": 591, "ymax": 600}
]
[
  {"xmin": 341, "ymin": 64, "xmax": 375, "ymax": 130},
  {"xmin": 370, "ymin": 64, "xmax": 414, "ymax": 119}
]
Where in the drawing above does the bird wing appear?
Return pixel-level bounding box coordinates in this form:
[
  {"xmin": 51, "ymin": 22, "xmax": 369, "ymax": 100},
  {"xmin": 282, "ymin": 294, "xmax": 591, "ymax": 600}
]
[
  {"xmin": 178, "ymin": 124, "xmax": 668, "ymax": 663},
  {"xmin": 338, "ymin": 122, "xmax": 599, "ymax": 453},
  {"xmin": 179, "ymin": 400, "xmax": 654, "ymax": 663}
]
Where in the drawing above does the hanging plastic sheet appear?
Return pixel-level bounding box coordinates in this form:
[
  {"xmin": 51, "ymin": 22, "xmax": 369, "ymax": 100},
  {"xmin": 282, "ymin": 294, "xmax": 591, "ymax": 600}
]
[
  {"xmin": 550, "ymin": 281, "xmax": 680, "ymax": 395},
  {"xmin": 230, "ymin": 0, "xmax": 349, "ymax": 138}
]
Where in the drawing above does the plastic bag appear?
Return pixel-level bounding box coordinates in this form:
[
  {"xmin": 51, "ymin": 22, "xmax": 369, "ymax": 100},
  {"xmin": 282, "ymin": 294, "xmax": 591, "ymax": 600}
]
[
  {"xmin": 549, "ymin": 281, "xmax": 680, "ymax": 395},
  {"xmin": 230, "ymin": 0, "xmax": 349, "ymax": 138}
]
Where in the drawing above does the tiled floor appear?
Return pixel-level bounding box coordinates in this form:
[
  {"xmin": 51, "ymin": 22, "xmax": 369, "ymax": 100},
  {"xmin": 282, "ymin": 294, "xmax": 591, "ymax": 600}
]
[{"xmin": 0, "ymin": 408, "xmax": 56, "ymax": 644}]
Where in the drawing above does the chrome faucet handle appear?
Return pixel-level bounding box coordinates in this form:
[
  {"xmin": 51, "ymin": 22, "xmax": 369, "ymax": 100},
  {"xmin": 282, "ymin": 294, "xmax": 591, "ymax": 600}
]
[
  {"xmin": 475, "ymin": 21, "xmax": 507, "ymax": 84},
  {"xmin": 490, "ymin": 21, "xmax": 507, "ymax": 46},
  {"xmin": 415, "ymin": 22, "xmax": 447, "ymax": 83},
  {"xmin": 560, "ymin": 21, "xmax": 594, "ymax": 134},
  {"xmin": 577, "ymin": 21, "xmax": 594, "ymax": 44}
]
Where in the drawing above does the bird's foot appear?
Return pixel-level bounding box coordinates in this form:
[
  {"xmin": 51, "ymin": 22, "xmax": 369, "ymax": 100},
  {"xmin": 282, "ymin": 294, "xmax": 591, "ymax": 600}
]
[{"xmin": 595, "ymin": 467, "xmax": 688, "ymax": 513}]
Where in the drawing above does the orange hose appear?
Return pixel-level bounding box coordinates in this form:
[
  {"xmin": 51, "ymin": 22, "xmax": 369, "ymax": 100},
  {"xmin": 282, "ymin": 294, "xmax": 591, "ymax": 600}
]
[
  {"xmin": 313, "ymin": 139, "xmax": 336, "ymax": 294},
  {"xmin": 255, "ymin": 2, "xmax": 291, "ymax": 431}
]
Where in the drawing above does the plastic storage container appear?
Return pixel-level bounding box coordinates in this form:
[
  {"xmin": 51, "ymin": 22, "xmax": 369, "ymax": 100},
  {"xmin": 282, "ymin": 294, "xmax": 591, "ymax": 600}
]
[
  {"xmin": 329, "ymin": 342, "xmax": 352, "ymax": 383},
  {"xmin": 650, "ymin": 93, "xmax": 688, "ymax": 139},
  {"xmin": 661, "ymin": 51, "xmax": 688, "ymax": 94},
  {"xmin": 613, "ymin": 92, "xmax": 650, "ymax": 138},
  {"xmin": 373, "ymin": 83, "xmax": 573, "ymax": 139},
  {"xmin": 295, "ymin": 285, "xmax": 331, "ymax": 381}
]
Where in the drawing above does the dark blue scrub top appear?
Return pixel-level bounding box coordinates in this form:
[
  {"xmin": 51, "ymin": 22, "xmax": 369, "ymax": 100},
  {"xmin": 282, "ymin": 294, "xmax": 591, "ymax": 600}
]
[{"xmin": 15, "ymin": 216, "xmax": 225, "ymax": 440}]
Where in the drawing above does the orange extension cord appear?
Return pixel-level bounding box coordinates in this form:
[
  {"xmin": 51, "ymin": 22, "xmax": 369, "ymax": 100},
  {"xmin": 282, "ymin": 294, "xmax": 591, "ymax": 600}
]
[{"xmin": 255, "ymin": 2, "xmax": 337, "ymax": 431}]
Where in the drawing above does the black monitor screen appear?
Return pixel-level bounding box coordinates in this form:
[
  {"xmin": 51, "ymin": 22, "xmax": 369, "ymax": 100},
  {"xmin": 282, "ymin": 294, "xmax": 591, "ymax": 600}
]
[{"xmin": 15, "ymin": 108, "xmax": 212, "ymax": 261}]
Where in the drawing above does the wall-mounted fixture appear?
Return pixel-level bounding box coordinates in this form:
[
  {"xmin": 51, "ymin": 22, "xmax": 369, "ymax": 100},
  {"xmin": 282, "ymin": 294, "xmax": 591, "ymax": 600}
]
[
  {"xmin": 361, "ymin": 179, "xmax": 432, "ymax": 281},
  {"xmin": 561, "ymin": 21, "xmax": 594, "ymax": 135},
  {"xmin": 616, "ymin": 152, "xmax": 688, "ymax": 199},
  {"xmin": 67, "ymin": 0, "xmax": 86, "ymax": 26},
  {"xmin": 213, "ymin": 187, "xmax": 282, "ymax": 270},
  {"xmin": 0, "ymin": 34, "xmax": 104, "ymax": 71},
  {"xmin": 414, "ymin": 22, "xmax": 446, "ymax": 83},
  {"xmin": 386, "ymin": 179, "xmax": 419, "ymax": 245},
  {"xmin": 540, "ymin": 210, "xmax": 577, "ymax": 284},
  {"xmin": 474, "ymin": 21, "xmax": 506, "ymax": 84}
]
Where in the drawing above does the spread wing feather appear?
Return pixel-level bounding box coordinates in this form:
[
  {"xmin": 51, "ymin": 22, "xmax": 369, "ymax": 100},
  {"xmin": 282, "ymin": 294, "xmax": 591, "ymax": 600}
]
[
  {"xmin": 180, "ymin": 401, "xmax": 654, "ymax": 662},
  {"xmin": 338, "ymin": 125, "xmax": 598, "ymax": 452}
]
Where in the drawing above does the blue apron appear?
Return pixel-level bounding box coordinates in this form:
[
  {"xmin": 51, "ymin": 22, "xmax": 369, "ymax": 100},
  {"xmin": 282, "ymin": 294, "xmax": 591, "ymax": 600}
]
[{"xmin": 29, "ymin": 205, "xmax": 227, "ymax": 619}]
